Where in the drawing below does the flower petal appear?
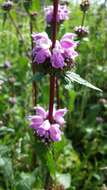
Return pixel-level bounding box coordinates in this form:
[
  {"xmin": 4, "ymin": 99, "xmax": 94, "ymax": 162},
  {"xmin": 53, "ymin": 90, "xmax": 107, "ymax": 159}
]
[
  {"xmin": 49, "ymin": 124, "xmax": 62, "ymax": 141},
  {"xmin": 34, "ymin": 106, "xmax": 47, "ymax": 119}
]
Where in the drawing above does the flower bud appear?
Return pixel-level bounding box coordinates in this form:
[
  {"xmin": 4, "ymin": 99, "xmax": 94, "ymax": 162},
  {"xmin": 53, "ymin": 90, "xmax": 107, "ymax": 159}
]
[
  {"xmin": 80, "ymin": 0, "xmax": 90, "ymax": 12},
  {"xmin": 1, "ymin": 1, "xmax": 13, "ymax": 11},
  {"xmin": 3, "ymin": 60, "xmax": 11, "ymax": 69},
  {"xmin": 74, "ymin": 26, "xmax": 89, "ymax": 38}
]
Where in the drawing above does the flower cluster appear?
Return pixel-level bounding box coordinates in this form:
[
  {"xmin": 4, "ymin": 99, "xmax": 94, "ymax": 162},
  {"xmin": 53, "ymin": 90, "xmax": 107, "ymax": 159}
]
[
  {"xmin": 28, "ymin": 106, "xmax": 67, "ymax": 142},
  {"xmin": 44, "ymin": 5, "xmax": 70, "ymax": 24},
  {"xmin": 80, "ymin": 0, "xmax": 90, "ymax": 12},
  {"xmin": 32, "ymin": 32, "xmax": 78, "ymax": 69},
  {"xmin": 74, "ymin": 26, "xmax": 89, "ymax": 38}
]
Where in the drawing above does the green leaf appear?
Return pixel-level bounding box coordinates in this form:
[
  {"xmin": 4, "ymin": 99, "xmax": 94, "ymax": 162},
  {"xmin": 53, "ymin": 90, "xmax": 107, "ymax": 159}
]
[
  {"xmin": 65, "ymin": 72, "xmax": 102, "ymax": 92},
  {"xmin": 0, "ymin": 145, "xmax": 11, "ymax": 157},
  {"xmin": 16, "ymin": 172, "xmax": 35, "ymax": 190},
  {"xmin": 0, "ymin": 157, "xmax": 14, "ymax": 184},
  {"xmin": 23, "ymin": 0, "xmax": 32, "ymax": 13},
  {"xmin": 32, "ymin": 0, "xmax": 41, "ymax": 11}
]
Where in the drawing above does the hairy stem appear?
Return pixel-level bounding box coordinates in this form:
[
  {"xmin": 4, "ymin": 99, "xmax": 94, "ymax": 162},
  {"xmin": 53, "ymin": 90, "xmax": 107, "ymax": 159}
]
[{"xmin": 56, "ymin": 78, "xmax": 60, "ymax": 109}]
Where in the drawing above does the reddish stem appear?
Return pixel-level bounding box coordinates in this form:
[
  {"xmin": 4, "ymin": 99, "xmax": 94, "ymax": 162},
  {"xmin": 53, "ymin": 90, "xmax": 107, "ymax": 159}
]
[
  {"xmin": 56, "ymin": 78, "xmax": 60, "ymax": 109},
  {"xmin": 48, "ymin": 0, "xmax": 59, "ymax": 122}
]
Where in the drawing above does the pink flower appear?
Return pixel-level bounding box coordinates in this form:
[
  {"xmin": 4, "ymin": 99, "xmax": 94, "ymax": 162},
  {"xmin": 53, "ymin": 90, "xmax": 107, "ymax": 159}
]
[
  {"xmin": 49, "ymin": 124, "xmax": 62, "ymax": 141},
  {"xmin": 60, "ymin": 33, "xmax": 78, "ymax": 59},
  {"xmin": 51, "ymin": 48, "xmax": 65, "ymax": 69},
  {"xmin": 62, "ymin": 33, "xmax": 77, "ymax": 40},
  {"xmin": 32, "ymin": 32, "xmax": 50, "ymax": 43},
  {"xmin": 37, "ymin": 120, "xmax": 50, "ymax": 137},
  {"xmin": 34, "ymin": 106, "xmax": 47, "ymax": 119},
  {"xmin": 60, "ymin": 38, "xmax": 77, "ymax": 49},
  {"xmin": 32, "ymin": 32, "xmax": 78, "ymax": 68},
  {"xmin": 54, "ymin": 108, "xmax": 67, "ymax": 126},
  {"xmin": 44, "ymin": 5, "xmax": 70, "ymax": 24},
  {"xmin": 32, "ymin": 32, "xmax": 51, "ymax": 64},
  {"xmin": 28, "ymin": 106, "xmax": 67, "ymax": 142},
  {"xmin": 33, "ymin": 48, "xmax": 50, "ymax": 64}
]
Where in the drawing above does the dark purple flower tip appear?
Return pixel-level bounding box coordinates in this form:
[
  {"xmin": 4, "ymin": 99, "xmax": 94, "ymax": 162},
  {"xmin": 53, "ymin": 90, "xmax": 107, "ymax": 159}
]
[
  {"xmin": 1, "ymin": 0, "xmax": 13, "ymax": 11},
  {"xmin": 80, "ymin": 0, "xmax": 90, "ymax": 12},
  {"xmin": 74, "ymin": 26, "xmax": 89, "ymax": 38},
  {"xmin": 3, "ymin": 61, "xmax": 11, "ymax": 69}
]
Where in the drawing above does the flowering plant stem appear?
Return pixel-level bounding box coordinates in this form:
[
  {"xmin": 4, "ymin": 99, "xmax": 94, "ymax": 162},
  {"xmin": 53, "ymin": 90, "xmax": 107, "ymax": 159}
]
[
  {"xmin": 48, "ymin": 0, "xmax": 59, "ymax": 122},
  {"xmin": 56, "ymin": 78, "xmax": 60, "ymax": 109},
  {"xmin": 45, "ymin": 0, "xmax": 59, "ymax": 189},
  {"xmin": 81, "ymin": 11, "xmax": 86, "ymax": 26}
]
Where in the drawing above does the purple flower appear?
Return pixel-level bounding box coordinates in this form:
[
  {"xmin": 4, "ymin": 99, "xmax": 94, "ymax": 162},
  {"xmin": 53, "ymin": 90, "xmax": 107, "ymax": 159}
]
[
  {"xmin": 51, "ymin": 48, "xmax": 65, "ymax": 69},
  {"xmin": 53, "ymin": 108, "xmax": 67, "ymax": 126},
  {"xmin": 44, "ymin": 6, "xmax": 53, "ymax": 24},
  {"xmin": 28, "ymin": 106, "xmax": 67, "ymax": 142},
  {"xmin": 60, "ymin": 38, "xmax": 77, "ymax": 49},
  {"xmin": 58, "ymin": 5, "xmax": 70, "ymax": 22},
  {"xmin": 62, "ymin": 33, "xmax": 77, "ymax": 40},
  {"xmin": 32, "ymin": 32, "xmax": 78, "ymax": 68},
  {"xmin": 34, "ymin": 106, "xmax": 47, "ymax": 119},
  {"xmin": 32, "ymin": 32, "xmax": 51, "ymax": 64},
  {"xmin": 37, "ymin": 120, "xmax": 50, "ymax": 137},
  {"xmin": 60, "ymin": 33, "xmax": 78, "ymax": 59},
  {"xmin": 32, "ymin": 32, "xmax": 50, "ymax": 43},
  {"xmin": 49, "ymin": 124, "xmax": 61, "ymax": 141},
  {"xmin": 33, "ymin": 48, "xmax": 51, "ymax": 64},
  {"xmin": 44, "ymin": 5, "xmax": 70, "ymax": 24}
]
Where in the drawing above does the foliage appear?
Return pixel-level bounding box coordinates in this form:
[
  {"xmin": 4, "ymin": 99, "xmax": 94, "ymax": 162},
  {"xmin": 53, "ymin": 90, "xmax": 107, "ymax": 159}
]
[{"xmin": 0, "ymin": 0, "xmax": 107, "ymax": 189}]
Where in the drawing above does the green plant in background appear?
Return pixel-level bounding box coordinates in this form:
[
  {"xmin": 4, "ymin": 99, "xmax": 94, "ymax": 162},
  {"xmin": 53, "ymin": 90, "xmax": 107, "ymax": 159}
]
[{"xmin": 0, "ymin": 0, "xmax": 107, "ymax": 190}]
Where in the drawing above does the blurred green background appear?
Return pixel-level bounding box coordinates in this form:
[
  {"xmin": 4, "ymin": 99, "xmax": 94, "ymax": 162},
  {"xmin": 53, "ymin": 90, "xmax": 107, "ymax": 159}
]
[{"xmin": 0, "ymin": 0, "xmax": 107, "ymax": 189}]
